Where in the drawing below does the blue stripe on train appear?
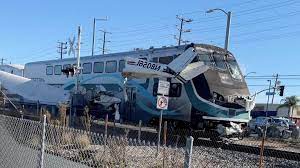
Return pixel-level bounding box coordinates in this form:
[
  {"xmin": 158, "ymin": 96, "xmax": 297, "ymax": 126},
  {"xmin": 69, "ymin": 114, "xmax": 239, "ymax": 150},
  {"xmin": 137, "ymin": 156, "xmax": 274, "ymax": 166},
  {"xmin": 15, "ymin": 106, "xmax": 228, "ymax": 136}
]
[{"xmin": 184, "ymin": 81, "xmax": 249, "ymax": 120}]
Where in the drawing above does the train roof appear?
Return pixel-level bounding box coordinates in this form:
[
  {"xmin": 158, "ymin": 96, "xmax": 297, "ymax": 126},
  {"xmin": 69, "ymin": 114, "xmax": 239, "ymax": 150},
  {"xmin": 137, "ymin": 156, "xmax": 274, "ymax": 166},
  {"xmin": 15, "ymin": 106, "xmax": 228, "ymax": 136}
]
[{"xmin": 25, "ymin": 43, "xmax": 232, "ymax": 65}]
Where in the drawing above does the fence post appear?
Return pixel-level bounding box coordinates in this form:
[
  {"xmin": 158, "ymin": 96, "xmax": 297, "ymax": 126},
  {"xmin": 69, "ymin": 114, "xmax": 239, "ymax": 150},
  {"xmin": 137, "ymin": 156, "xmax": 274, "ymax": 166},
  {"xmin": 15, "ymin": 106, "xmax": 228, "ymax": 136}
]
[
  {"xmin": 163, "ymin": 121, "xmax": 167, "ymax": 168},
  {"xmin": 138, "ymin": 120, "xmax": 142, "ymax": 143},
  {"xmin": 259, "ymin": 127, "xmax": 267, "ymax": 168},
  {"xmin": 184, "ymin": 136, "xmax": 194, "ymax": 168},
  {"xmin": 163, "ymin": 121, "xmax": 167, "ymax": 146},
  {"xmin": 38, "ymin": 115, "xmax": 46, "ymax": 168},
  {"xmin": 104, "ymin": 114, "xmax": 108, "ymax": 145},
  {"xmin": 36, "ymin": 100, "xmax": 40, "ymax": 116}
]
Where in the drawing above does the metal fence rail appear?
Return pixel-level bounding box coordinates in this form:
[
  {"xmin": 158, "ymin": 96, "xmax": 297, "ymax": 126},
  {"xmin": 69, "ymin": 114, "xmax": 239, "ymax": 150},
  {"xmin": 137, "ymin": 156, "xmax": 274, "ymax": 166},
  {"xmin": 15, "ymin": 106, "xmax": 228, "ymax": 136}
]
[{"xmin": 1, "ymin": 113, "xmax": 300, "ymax": 168}]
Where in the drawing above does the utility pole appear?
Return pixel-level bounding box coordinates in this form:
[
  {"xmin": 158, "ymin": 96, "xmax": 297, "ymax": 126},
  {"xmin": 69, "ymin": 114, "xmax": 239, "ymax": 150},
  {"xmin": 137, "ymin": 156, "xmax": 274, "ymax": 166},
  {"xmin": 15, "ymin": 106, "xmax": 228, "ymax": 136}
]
[
  {"xmin": 57, "ymin": 41, "xmax": 67, "ymax": 59},
  {"xmin": 175, "ymin": 15, "xmax": 192, "ymax": 46},
  {"xmin": 266, "ymin": 80, "xmax": 272, "ymax": 117},
  {"xmin": 271, "ymin": 74, "xmax": 279, "ymax": 104},
  {"xmin": 1, "ymin": 58, "xmax": 6, "ymax": 65},
  {"xmin": 92, "ymin": 17, "xmax": 108, "ymax": 56},
  {"xmin": 99, "ymin": 29, "xmax": 112, "ymax": 55}
]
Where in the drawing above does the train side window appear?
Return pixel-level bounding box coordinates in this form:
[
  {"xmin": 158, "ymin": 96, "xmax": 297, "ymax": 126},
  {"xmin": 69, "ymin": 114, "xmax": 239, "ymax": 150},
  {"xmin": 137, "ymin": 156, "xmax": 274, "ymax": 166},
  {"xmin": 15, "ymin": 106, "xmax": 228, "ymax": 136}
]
[
  {"xmin": 212, "ymin": 53, "xmax": 226, "ymax": 70},
  {"xmin": 140, "ymin": 57, "xmax": 147, "ymax": 60},
  {"xmin": 54, "ymin": 65, "xmax": 62, "ymax": 75},
  {"xmin": 152, "ymin": 57, "xmax": 158, "ymax": 63},
  {"xmin": 159, "ymin": 56, "xmax": 173, "ymax": 64},
  {"xmin": 169, "ymin": 83, "xmax": 182, "ymax": 97},
  {"xmin": 153, "ymin": 82, "xmax": 181, "ymax": 97},
  {"xmin": 94, "ymin": 62, "xmax": 104, "ymax": 73},
  {"xmin": 46, "ymin": 66, "xmax": 53, "ymax": 75},
  {"xmin": 82, "ymin": 62, "xmax": 92, "ymax": 74},
  {"xmin": 119, "ymin": 60, "xmax": 125, "ymax": 72},
  {"xmin": 63, "ymin": 64, "xmax": 71, "ymax": 70},
  {"xmin": 105, "ymin": 60, "xmax": 117, "ymax": 73}
]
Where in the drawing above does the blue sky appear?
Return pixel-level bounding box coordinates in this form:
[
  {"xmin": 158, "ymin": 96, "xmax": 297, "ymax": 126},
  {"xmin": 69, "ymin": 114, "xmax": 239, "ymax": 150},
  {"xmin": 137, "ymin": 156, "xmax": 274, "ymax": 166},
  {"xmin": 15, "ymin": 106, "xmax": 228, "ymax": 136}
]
[{"xmin": 0, "ymin": 0, "xmax": 299, "ymax": 103}]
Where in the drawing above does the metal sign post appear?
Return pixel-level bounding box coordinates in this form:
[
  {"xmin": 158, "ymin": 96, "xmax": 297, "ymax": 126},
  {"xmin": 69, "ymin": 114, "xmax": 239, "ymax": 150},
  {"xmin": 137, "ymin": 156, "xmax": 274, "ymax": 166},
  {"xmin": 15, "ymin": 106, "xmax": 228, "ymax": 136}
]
[{"xmin": 156, "ymin": 80, "xmax": 170, "ymax": 155}]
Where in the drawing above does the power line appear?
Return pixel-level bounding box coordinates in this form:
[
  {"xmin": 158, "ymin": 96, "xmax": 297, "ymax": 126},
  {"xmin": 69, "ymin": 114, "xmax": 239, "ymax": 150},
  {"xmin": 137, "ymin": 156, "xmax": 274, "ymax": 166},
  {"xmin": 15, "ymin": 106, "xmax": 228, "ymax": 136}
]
[
  {"xmin": 103, "ymin": 9, "xmax": 300, "ymax": 50},
  {"xmin": 189, "ymin": 1, "xmax": 300, "ymax": 26},
  {"xmin": 248, "ymin": 85, "xmax": 300, "ymax": 87}
]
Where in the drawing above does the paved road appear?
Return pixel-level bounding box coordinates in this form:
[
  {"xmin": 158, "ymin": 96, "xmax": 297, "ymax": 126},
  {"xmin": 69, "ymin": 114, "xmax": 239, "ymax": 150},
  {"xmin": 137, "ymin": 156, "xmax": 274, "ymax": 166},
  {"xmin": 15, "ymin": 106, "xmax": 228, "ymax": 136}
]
[{"xmin": 0, "ymin": 119, "xmax": 89, "ymax": 168}]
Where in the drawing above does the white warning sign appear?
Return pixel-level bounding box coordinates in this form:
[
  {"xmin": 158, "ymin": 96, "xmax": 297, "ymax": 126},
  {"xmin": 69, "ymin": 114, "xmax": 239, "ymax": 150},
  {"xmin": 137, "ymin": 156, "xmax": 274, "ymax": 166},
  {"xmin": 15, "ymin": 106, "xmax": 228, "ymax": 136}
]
[
  {"xmin": 156, "ymin": 95, "xmax": 169, "ymax": 110},
  {"xmin": 157, "ymin": 80, "xmax": 170, "ymax": 95}
]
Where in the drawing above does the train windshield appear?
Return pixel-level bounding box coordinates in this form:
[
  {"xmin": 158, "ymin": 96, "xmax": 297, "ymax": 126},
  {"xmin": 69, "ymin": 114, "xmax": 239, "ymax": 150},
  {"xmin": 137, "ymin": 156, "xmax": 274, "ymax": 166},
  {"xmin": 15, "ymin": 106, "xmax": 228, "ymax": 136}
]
[
  {"xmin": 227, "ymin": 58, "xmax": 242, "ymax": 80},
  {"xmin": 212, "ymin": 53, "xmax": 226, "ymax": 70}
]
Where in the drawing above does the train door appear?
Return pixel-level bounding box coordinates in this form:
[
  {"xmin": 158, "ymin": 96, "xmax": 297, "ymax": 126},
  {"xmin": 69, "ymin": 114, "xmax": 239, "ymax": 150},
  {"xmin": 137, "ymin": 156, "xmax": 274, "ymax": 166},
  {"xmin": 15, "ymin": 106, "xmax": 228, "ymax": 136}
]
[{"xmin": 125, "ymin": 87, "xmax": 137, "ymax": 122}]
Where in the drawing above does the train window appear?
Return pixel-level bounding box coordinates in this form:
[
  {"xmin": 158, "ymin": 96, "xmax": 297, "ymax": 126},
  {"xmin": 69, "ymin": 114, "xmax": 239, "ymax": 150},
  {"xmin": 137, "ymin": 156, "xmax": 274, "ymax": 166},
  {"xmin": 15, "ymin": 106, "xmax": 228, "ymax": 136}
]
[
  {"xmin": 105, "ymin": 61, "xmax": 117, "ymax": 73},
  {"xmin": 212, "ymin": 54, "xmax": 226, "ymax": 70},
  {"xmin": 173, "ymin": 54, "xmax": 180, "ymax": 59},
  {"xmin": 82, "ymin": 63, "xmax": 92, "ymax": 74},
  {"xmin": 140, "ymin": 57, "xmax": 147, "ymax": 60},
  {"xmin": 153, "ymin": 82, "xmax": 181, "ymax": 97},
  {"xmin": 54, "ymin": 65, "xmax": 62, "ymax": 75},
  {"xmin": 94, "ymin": 62, "xmax": 104, "ymax": 73},
  {"xmin": 169, "ymin": 83, "xmax": 182, "ymax": 97},
  {"xmin": 159, "ymin": 56, "xmax": 173, "ymax": 64},
  {"xmin": 63, "ymin": 64, "xmax": 71, "ymax": 70},
  {"xmin": 199, "ymin": 54, "xmax": 213, "ymax": 66},
  {"xmin": 46, "ymin": 66, "xmax": 53, "ymax": 75},
  {"xmin": 227, "ymin": 58, "xmax": 242, "ymax": 80},
  {"xmin": 119, "ymin": 60, "xmax": 125, "ymax": 72},
  {"xmin": 152, "ymin": 57, "xmax": 158, "ymax": 63}
]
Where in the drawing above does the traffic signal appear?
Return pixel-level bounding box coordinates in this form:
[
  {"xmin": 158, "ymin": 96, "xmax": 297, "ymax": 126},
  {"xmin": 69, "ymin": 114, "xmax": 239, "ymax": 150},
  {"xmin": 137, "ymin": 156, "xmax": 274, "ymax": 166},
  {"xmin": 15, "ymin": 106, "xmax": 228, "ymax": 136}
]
[{"xmin": 278, "ymin": 85, "xmax": 285, "ymax": 96}]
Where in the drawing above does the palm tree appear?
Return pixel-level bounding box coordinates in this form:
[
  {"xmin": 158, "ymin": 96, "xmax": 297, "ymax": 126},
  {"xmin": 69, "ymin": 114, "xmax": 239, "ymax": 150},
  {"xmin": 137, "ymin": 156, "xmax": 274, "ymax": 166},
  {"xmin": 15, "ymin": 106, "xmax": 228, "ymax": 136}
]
[{"xmin": 277, "ymin": 96, "xmax": 300, "ymax": 118}]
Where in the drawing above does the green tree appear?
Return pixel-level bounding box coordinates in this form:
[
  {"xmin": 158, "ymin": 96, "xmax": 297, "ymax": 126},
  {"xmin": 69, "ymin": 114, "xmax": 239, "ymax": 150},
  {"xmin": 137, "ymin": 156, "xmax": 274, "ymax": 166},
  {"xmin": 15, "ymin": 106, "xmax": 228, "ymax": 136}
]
[{"xmin": 277, "ymin": 96, "xmax": 300, "ymax": 118}]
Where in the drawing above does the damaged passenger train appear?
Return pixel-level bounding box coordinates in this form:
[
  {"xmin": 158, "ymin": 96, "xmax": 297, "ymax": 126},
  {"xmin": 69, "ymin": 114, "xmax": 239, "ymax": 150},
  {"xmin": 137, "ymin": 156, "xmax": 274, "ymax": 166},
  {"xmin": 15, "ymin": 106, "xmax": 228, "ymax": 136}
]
[{"xmin": 23, "ymin": 43, "xmax": 255, "ymax": 130}]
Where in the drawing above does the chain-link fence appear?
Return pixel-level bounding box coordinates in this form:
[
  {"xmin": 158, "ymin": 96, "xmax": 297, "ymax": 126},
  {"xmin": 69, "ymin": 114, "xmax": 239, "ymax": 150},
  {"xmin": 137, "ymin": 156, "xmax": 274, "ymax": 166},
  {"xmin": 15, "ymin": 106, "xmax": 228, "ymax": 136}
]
[
  {"xmin": 1, "ymin": 113, "xmax": 300, "ymax": 168},
  {"xmin": 0, "ymin": 114, "xmax": 189, "ymax": 168}
]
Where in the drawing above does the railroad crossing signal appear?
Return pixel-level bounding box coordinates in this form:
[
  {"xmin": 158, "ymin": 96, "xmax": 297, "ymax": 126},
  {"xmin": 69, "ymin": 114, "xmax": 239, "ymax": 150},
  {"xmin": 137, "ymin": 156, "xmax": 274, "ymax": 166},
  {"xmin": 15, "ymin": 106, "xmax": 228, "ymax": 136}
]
[{"xmin": 278, "ymin": 85, "xmax": 285, "ymax": 96}]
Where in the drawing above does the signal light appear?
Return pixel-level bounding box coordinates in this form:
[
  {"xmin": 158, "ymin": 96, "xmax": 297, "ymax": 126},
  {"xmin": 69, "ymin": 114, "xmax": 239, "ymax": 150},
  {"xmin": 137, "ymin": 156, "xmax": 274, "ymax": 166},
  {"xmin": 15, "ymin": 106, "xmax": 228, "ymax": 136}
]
[{"xmin": 278, "ymin": 85, "xmax": 285, "ymax": 96}]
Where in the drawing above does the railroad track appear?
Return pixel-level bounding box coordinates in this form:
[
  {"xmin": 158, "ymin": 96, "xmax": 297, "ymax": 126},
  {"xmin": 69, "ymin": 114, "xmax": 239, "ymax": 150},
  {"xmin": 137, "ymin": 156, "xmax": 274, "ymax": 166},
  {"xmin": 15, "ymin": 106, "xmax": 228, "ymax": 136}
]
[{"xmin": 193, "ymin": 138, "xmax": 300, "ymax": 161}]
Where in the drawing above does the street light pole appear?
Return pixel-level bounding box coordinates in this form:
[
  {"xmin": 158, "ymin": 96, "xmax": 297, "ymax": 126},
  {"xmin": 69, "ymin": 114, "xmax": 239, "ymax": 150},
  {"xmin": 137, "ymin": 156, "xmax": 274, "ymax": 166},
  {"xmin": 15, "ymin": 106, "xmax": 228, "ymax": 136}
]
[
  {"xmin": 92, "ymin": 17, "xmax": 108, "ymax": 56},
  {"xmin": 92, "ymin": 18, "xmax": 96, "ymax": 57},
  {"xmin": 265, "ymin": 80, "xmax": 272, "ymax": 117},
  {"xmin": 225, "ymin": 11, "xmax": 231, "ymax": 51},
  {"xmin": 206, "ymin": 9, "xmax": 231, "ymax": 51},
  {"xmin": 244, "ymin": 71, "xmax": 256, "ymax": 78}
]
